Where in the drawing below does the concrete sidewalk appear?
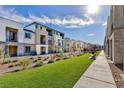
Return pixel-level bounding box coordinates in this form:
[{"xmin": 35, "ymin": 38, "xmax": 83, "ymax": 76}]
[{"xmin": 74, "ymin": 51, "xmax": 116, "ymax": 88}]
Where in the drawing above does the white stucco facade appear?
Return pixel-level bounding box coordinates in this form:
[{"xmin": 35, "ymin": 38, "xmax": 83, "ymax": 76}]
[
  {"xmin": 0, "ymin": 17, "xmax": 35, "ymax": 56},
  {"xmin": 36, "ymin": 45, "xmax": 48, "ymax": 55},
  {"xmin": 0, "ymin": 16, "xmax": 95, "ymax": 57},
  {"xmin": 0, "ymin": 17, "xmax": 23, "ymax": 43},
  {"xmin": 54, "ymin": 32, "xmax": 64, "ymax": 52},
  {"xmin": 23, "ymin": 30, "xmax": 35, "ymax": 44}
]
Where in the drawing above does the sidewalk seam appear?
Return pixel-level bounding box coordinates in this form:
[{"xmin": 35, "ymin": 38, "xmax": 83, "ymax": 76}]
[{"xmin": 83, "ymin": 75, "xmax": 116, "ymax": 86}]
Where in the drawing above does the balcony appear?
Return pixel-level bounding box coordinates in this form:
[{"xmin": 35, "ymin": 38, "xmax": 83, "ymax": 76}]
[
  {"xmin": 7, "ymin": 38, "xmax": 17, "ymax": 42},
  {"xmin": 6, "ymin": 27, "xmax": 18, "ymax": 43},
  {"xmin": 40, "ymin": 35, "xmax": 47, "ymax": 45},
  {"xmin": 48, "ymin": 36, "xmax": 52, "ymax": 40},
  {"xmin": 40, "ymin": 41, "xmax": 46, "ymax": 45}
]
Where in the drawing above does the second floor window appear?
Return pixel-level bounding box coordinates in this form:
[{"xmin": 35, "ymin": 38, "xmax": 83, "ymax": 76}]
[
  {"xmin": 48, "ymin": 40, "xmax": 52, "ymax": 45},
  {"xmin": 9, "ymin": 31, "xmax": 17, "ymax": 42},
  {"xmin": 58, "ymin": 39, "xmax": 61, "ymax": 47},
  {"xmin": 40, "ymin": 35, "xmax": 46, "ymax": 44},
  {"xmin": 25, "ymin": 32, "xmax": 31, "ymax": 39}
]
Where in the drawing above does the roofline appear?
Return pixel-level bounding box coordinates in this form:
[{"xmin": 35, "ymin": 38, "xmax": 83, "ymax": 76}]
[
  {"xmin": 0, "ymin": 16, "xmax": 23, "ymax": 25},
  {"xmin": 24, "ymin": 22, "xmax": 64, "ymax": 34},
  {"xmin": 23, "ymin": 29, "xmax": 35, "ymax": 33}
]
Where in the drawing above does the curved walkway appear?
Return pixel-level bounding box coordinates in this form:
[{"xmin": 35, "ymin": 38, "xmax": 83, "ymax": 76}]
[{"xmin": 74, "ymin": 51, "xmax": 116, "ymax": 88}]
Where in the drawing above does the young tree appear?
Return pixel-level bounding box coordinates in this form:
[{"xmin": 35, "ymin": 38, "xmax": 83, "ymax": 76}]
[
  {"xmin": 60, "ymin": 51, "xmax": 64, "ymax": 60},
  {"xmin": 0, "ymin": 44, "xmax": 6, "ymax": 64},
  {"xmin": 73, "ymin": 42, "xmax": 77, "ymax": 52},
  {"xmin": 51, "ymin": 36, "xmax": 56, "ymax": 53}
]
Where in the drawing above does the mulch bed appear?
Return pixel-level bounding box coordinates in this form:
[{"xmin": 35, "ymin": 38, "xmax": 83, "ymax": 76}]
[{"xmin": 109, "ymin": 63, "xmax": 124, "ymax": 88}]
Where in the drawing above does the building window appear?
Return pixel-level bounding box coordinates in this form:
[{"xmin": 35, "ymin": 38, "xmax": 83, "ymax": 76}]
[
  {"xmin": 9, "ymin": 31, "xmax": 17, "ymax": 42},
  {"xmin": 35, "ymin": 24, "xmax": 40, "ymax": 29},
  {"xmin": 25, "ymin": 32, "xmax": 31, "ymax": 39},
  {"xmin": 35, "ymin": 24, "xmax": 38, "ymax": 29},
  {"xmin": 40, "ymin": 35, "xmax": 46, "ymax": 44},
  {"xmin": 56, "ymin": 32, "xmax": 59, "ymax": 35},
  {"xmin": 48, "ymin": 40, "xmax": 52, "ymax": 45},
  {"xmin": 58, "ymin": 39, "xmax": 61, "ymax": 47},
  {"xmin": 25, "ymin": 46, "xmax": 31, "ymax": 53}
]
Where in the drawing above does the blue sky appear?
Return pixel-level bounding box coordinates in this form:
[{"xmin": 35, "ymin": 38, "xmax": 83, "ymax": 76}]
[{"xmin": 0, "ymin": 5, "xmax": 110, "ymax": 45}]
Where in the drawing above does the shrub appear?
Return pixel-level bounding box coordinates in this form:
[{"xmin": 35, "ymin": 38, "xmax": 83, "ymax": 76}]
[
  {"xmin": 60, "ymin": 52, "xmax": 64, "ymax": 60},
  {"xmin": 48, "ymin": 60, "xmax": 54, "ymax": 64},
  {"xmin": 34, "ymin": 61, "xmax": 43, "ymax": 67},
  {"xmin": 32, "ymin": 59, "xmax": 37, "ymax": 63},
  {"xmin": 38, "ymin": 57, "xmax": 42, "ymax": 60},
  {"xmin": 43, "ymin": 57, "xmax": 47, "ymax": 61},
  {"xmin": 20, "ymin": 59, "xmax": 30, "ymax": 70},
  {"xmin": 7, "ymin": 60, "xmax": 12, "ymax": 64},
  {"xmin": 12, "ymin": 60, "xmax": 18, "ymax": 63},
  {"xmin": 77, "ymin": 54, "xmax": 82, "ymax": 56},
  {"xmin": 2, "ymin": 59, "xmax": 12, "ymax": 65},
  {"xmin": 8, "ymin": 64, "xmax": 14, "ymax": 68},
  {"xmin": 8, "ymin": 62, "xmax": 20, "ymax": 68},
  {"xmin": 43, "ymin": 56, "xmax": 51, "ymax": 61},
  {"xmin": 63, "ymin": 56, "xmax": 69, "ymax": 60},
  {"xmin": 48, "ymin": 55, "xmax": 56, "ymax": 63},
  {"xmin": 56, "ymin": 58, "xmax": 61, "ymax": 61},
  {"xmin": 48, "ymin": 55, "xmax": 55, "ymax": 63},
  {"xmin": 14, "ymin": 63, "xmax": 20, "ymax": 66},
  {"xmin": 11, "ymin": 69, "xmax": 20, "ymax": 72},
  {"xmin": 30, "ymin": 57, "xmax": 34, "ymax": 60}
]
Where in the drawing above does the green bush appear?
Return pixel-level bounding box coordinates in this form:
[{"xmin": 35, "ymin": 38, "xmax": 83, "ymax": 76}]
[
  {"xmin": 8, "ymin": 64, "xmax": 14, "ymax": 68},
  {"xmin": 20, "ymin": 59, "xmax": 30, "ymax": 69},
  {"xmin": 49, "ymin": 55, "xmax": 56, "ymax": 62},
  {"xmin": 38, "ymin": 57, "xmax": 42, "ymax": 60},
  {"xmin": 34, "ymin": 61, "xmax": 43, "ymax": 67},
  {"xmin": 32, "ymin": 59, "xmax": 37, "ymax": 63},
  {"xmin": 7, "ymin": 60, "xmax": 12, "ymax": 64},
  {"xmin": 60, "ymin": 52, "xmax": 64, "ymax": 60}
]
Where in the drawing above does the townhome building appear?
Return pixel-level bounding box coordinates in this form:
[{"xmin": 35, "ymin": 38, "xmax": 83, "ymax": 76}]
[
  {"xmin": 64, "ymin": 38, "xmax": 86, "ymax": 53},
  {"xmin": 104, "ymin": 16, "xmax": 112, "ymax": 58},
  {"xmin": 46, "ymin": 27, "xmax": 64, "ymax": 53},
  {"xmin": 17, "ymin": 21, "xmax": 64, "ymax": 55},
  {"xmin": 0, "ymin": 17, "xmax": 65, "ymax": 57},
  {"xmin": 0, "ymin": 16, "xmax": 99, "ymax": 58},
  {"xmin": 64, "ymin": 37, "xmax": 72, "ymax": 52},
  {"xmin": 52, "ymin": 30, "xmax": 64, "ymax": 53},
  {"xmin": 0, "ymin": 17, "xmax": 29, "ymax": 57},
  {"xmin": 104, "ymin": 5, "xmax": 124, "ymax": 67},
  {"xmin": 23, "ymin": 22, "xmax": 48, "ymax": 55},
  {"xmin": 83, "ymin": 42, "xmax": 88, "ymax": 51},
  {"xmin": 77, "ymin": 41, "xmax": 85, "ymax": 53},
  {"xmin": 80, "ymin": 41, "xmax": 85, "ymax": 52},
  {"xmin": 71, "ymin": 39, "xmax": 77, "ymax": 52}
]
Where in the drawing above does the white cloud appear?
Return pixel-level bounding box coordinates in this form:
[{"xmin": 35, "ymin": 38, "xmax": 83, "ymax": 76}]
[
  {"xmin": 102, "ymin": 21, "xmax": 107, "ymax": 26},
  {"xmin": 87, "ymin": 33, "xmax": 96, "ymax": 36},
  {"xmin": 0, "ymin": 6, "xmax": 32, "ymax": 23},
  {"xmin": 29, "ymin": 14, "xmax": 95, "ymax": 28},
  {"xmin": 0, "ymin": 6, "xmax": 95, "ymax": 28}
]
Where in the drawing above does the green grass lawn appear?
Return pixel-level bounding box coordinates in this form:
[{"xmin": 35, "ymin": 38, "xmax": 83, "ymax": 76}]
[{"xmin": 0, "ymin": 52, "xmax": 98, "ymax": 88}]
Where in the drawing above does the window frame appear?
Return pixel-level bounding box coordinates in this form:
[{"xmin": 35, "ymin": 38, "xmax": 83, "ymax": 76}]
[
  {"xmin": 25, "ymin": 46, "xmax": 31, "ymax": 53},
  {"xmin": 25, "ymin": 32, "xmax": 31, "ymax": 39}
]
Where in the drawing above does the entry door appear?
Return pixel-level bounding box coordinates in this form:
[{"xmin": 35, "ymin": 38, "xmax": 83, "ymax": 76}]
[
  {"xmin": 9, "ymin": 46, "xmax": 17, "ymax": 57},
  {"xmin": 40, "ymin": 47, "xmax": 46, "ymax": 54}
]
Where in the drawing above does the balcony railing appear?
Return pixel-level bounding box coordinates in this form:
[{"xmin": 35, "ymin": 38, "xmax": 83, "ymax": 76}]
[
  {"xmin": 6, "ymin": 38, "xmax": 17, "ymax": 42},
  {"xmin": 40, "ymin": 41, "xmax": 46, "ymax": 45}
]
